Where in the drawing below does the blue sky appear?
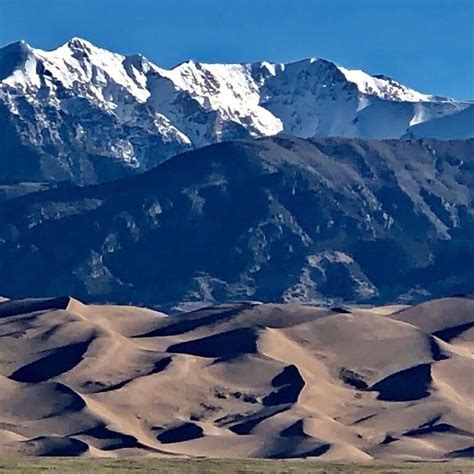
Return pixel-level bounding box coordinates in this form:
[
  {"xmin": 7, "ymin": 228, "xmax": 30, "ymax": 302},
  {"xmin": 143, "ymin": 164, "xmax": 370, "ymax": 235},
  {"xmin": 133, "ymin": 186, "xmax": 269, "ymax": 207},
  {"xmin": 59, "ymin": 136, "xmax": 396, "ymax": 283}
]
[{"xmin": 0, "ymin": 0, "xmax": 473, "ymax": 99}]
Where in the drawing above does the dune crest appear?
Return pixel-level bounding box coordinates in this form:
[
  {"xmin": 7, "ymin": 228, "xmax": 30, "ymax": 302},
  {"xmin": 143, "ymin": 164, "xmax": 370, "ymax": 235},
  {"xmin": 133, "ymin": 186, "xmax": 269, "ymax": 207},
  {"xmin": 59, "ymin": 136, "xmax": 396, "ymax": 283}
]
[{"xmin": 0, "ymin": 296, "xmax": 472, "ymax": 460}]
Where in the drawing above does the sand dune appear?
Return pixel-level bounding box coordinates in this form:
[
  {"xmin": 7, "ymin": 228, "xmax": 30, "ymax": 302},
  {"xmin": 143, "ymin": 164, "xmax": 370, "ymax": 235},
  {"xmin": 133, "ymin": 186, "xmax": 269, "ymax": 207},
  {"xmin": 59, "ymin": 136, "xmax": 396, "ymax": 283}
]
[{"xmin": 0, "ymin": 296, "xmax": 472, "ymax": 460}]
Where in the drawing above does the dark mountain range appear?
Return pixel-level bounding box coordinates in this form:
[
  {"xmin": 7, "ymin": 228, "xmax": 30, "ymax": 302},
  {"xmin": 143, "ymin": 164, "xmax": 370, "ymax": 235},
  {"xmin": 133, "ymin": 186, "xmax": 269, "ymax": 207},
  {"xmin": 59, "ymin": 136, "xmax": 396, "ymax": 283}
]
[{"xmin": 0, "ymin": 136, "xmax": 472, "ymax": 310}]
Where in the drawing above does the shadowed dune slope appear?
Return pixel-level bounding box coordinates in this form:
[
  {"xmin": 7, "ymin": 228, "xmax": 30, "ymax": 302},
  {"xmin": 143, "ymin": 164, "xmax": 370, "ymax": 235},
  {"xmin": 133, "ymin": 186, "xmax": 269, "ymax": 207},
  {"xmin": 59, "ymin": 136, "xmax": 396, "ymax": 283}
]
[{"xmin": 0, "ymin": 296, "xmax": 472, "ymax": 460}]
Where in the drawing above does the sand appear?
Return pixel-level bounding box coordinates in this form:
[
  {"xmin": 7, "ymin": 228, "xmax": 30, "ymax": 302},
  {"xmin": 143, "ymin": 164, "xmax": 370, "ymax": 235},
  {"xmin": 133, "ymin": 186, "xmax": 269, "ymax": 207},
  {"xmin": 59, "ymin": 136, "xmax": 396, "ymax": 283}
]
[{"xmin": 0, "ymin": 296, "xmax": 472, "ymax": 460}]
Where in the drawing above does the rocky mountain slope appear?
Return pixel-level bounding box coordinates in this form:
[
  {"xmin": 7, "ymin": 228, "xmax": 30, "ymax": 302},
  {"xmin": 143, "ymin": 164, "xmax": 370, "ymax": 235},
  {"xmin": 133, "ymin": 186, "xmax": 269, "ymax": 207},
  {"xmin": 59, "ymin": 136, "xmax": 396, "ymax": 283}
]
[
  {"xmin": 0, "ymin": 136, "xmax": 472, "ymax": 310},
  {"xmin": 1, "ymin": 38, "xmax": 472, "ymax": 184},
  {"xmin": 0, "ymin": 295, "xmax": 472, "ymax": 459}
]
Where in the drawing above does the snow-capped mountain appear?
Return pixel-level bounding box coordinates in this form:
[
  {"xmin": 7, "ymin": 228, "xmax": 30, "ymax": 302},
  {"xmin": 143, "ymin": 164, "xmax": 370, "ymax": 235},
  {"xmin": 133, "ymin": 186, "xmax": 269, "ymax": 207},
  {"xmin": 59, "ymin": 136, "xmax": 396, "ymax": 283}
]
[{"xmin": 0, "ymin": 37, "xmax": 472, "ymax": 184}]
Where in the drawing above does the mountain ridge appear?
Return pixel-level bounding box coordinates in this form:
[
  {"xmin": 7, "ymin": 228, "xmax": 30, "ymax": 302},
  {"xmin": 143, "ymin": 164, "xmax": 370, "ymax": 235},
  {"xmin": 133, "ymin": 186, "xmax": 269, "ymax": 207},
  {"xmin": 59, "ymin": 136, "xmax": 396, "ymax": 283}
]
[{"xmin": 1, "ymin": 37, "xmax": 472, "ymax": 185}]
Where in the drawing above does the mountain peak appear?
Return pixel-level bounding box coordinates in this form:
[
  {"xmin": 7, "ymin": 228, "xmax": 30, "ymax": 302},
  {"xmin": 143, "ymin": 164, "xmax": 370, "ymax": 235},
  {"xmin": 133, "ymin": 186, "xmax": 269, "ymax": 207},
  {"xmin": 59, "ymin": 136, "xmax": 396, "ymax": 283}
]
[
  {"xmin": 65, "ymin": 37, "xmax": 96, "ymax": 51},
  {"xmin": 0, "ymin": 40, "xmax": 36, "ymax": 82},
  {"xmin": 336, "ymin": 65, "xmax": 437, "ymax": 102},
  {"xmin": 0, "ymin": 40, "xmax": 34, "ymax": 62},
  {"xmin": 0, "ymin": 39, "xmax": 32, "ymax": 53},
  {"xmin": 287, "ymin": 57, "xmax": 329, "ymax": 67}
]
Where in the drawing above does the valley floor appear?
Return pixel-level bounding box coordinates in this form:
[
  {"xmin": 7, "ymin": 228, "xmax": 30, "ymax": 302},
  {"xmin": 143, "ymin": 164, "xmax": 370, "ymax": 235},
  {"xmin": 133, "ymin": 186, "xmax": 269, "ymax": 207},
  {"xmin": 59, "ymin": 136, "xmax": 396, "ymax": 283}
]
[{"xmin": 0, "ymin": 458, "xmax": 473, "ymax": 474}]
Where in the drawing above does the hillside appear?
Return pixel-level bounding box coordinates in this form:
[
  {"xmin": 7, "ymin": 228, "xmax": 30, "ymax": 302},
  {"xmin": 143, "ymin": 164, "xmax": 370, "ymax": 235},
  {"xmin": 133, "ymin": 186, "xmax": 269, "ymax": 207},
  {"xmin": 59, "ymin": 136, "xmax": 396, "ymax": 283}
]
[{"xmin": 0, "ymin": 136, "xmax": 472, "ymax": 310}]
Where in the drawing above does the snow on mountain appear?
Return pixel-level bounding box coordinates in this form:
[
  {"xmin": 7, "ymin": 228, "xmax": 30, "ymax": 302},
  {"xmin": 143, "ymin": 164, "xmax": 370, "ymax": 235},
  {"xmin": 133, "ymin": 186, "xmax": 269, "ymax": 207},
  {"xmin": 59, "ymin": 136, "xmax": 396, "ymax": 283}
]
[
  {"xmin": 404, "ymin": 104, "xmax": 474, "ymax": 139},
  {"xmin": 0, "ymin": 38, "xmax": 472, "ymax": 184},
  {"xmin": 337, "ymin": 67, "xmax": 435, "ymax": 102}
]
